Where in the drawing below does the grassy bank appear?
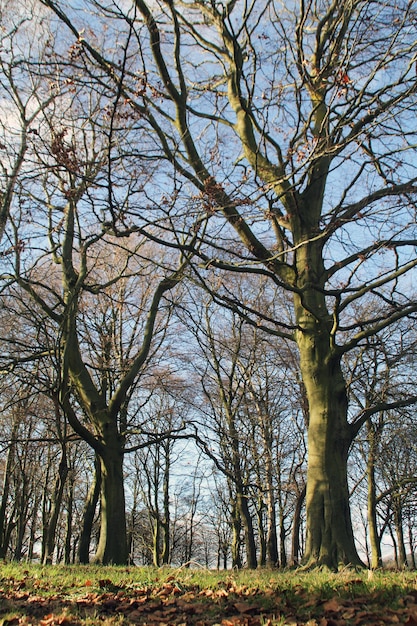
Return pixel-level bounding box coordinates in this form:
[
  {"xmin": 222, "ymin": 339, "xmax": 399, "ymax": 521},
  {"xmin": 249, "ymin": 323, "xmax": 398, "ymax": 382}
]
[{"xmin": 1, "ymin": 563, "xmax": 417, "ymax": 625}]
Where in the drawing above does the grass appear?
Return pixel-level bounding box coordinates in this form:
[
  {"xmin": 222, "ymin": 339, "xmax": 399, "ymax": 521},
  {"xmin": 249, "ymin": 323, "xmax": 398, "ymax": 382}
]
[{"xmin": 1, "ymin": 563, "xmax": 417, "ymax": 624}]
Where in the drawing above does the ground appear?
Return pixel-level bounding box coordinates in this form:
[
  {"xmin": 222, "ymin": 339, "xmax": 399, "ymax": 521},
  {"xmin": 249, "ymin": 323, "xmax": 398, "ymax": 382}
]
[{"xmin": 1, "ymin": 565, "xmax": 417, "ymax": 625}]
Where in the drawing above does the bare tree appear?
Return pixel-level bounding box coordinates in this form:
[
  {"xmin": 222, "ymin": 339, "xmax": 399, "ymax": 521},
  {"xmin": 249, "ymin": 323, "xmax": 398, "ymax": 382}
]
[
  {"xmin": 10, "ymin": 0, "xmax": 417, "ymax": 568},
  {"xmin": 0, "ymin": 74, "xmax": 187, "ymax": 562}
]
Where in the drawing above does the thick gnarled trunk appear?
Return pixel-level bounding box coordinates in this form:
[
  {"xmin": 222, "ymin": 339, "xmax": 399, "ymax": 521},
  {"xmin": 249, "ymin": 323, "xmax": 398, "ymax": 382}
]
[
  {"xmin": 304, "ymin": 416, "xmax": 359, "ymax": 568},
  {"xmin": 297, "ymin": 319, "xmax": 362, "ymax": 568},
  {"xmin": 94, "ymin": 442, "xmax": 128, "ymax": 565}
]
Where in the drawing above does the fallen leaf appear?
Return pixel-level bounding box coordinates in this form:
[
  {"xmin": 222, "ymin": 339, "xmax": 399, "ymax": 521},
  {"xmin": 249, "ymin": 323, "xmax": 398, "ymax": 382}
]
[
  {"xmin": 233, "ymin": 601, "xmax": 260, "ymax": 614},
  {"xmin": 164, "ymin": 575, "xmax": 175, "ymax": 582},
  {"xmin": 322, "ymin": 597, "xmax": 343, "ymax": 612},
  {"xmin": 102, "ymin": 598, "xmax": 118, "ymax": 610},
  {"xmin": 406, "ymin": 592, "xmax": 417, "ymax": 604},
  {"xmin": 39, "ymin": 614, "xmax": 74, "ymax": 626},
  {"xmin": 157, "ymin": 583, "xmax": 175, "ymax": 596},
  {"xmin": 125, "ymin": 609, "xmax": 143, "ymax": 620}
]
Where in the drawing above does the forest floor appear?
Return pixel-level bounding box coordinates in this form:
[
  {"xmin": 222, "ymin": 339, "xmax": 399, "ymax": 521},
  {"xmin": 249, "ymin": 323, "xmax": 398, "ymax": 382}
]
[{"xmin": 1, "ymin": 563, "xmax": 417, "ymax": 626}]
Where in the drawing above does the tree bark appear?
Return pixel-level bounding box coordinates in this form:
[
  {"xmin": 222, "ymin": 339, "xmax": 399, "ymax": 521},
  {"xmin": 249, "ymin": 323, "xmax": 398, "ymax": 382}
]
[
  {"xmin": 230, "ymin": 499, "xmax": 242, "ymax": 568},
  {"xmin": 394, "ymin": 499, "xmax": 408, "ymax": 568},
  {"xmin": 14, "ymin": 481, "xmax": 29, "ymax": 561},
  {"xmin": 291, "ymin": 484, "xmax": 306, "ymax": 566},
  {"xmin": 42, "ymin": 449, "xmax": 69, "ymax": 565},
  {"xmin": 299, "ymin": 337, "xmax": 362, "ymax": 568},
  {"xmin": 28, "ymin": 493, "xmax": 40, "ymax": 561},
  {"xmin": 151, "ymin": 514, "xmax": 161, "ymax": 567},
  {"xmin": 265, "ymin": 436, "xmax": 279, "ymax": 567},
  {"xmin": 389, "ymin": 524, "xmax": 398, "ymax": 567},
  {"xmin": 161, "ymin": 453, "xmax": 171, "ymax": 564},
  {"xmin": 367, "ymin": 421, "xmax": 382, "ymax": 569},
  {"xmin": 94, "ymin": 441, "xmax": 128, "ymax": 565},
  {"xmin": 64, "ymin": 477, "xmax": 74, "ymax": 564},
  {"xmin": 61, "ymin": 328, "xmax": 129, "ymax": 565},
  {"xmin": 266, "ymin": 508, "xmax": 279, "ymax": 567},
  {"xmin": 254, "ymin": 496, "xmax": 266, "ymax": 567},
  {"xmin": 279, "ymin": 515, "xmax": 288, "ymax": 569},
  {"xmin": 0, "ymin": 419, "xmax": 18, "ymax": 559},
  {"xmin": 293, "ymin": 220, "xmax": 364, "ymax": 569},
  {"xmin": 238, "ymin": 493, "xmax": 257, "ymax": 569},
  {"xmin": 78, "ymin": 455, "xmax": 101, "ymax": 564},
  {"xmin": 408, "ymin": 521, "xmax": 416, "ymax": 569}
]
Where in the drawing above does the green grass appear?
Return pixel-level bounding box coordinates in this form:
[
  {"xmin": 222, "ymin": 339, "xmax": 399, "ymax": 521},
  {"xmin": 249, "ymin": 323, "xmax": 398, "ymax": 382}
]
[{"xmin": 1, "ymin": 563, "xmax": 417, "ymax": 625}]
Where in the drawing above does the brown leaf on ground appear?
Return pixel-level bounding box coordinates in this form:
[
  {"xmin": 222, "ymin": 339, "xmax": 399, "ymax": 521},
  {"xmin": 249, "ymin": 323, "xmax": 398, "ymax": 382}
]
[
  {"xmin": 232, "ymin": 601, "xmax": 261, "ymax": 614},
  {"xmin": 39, "ymin": 614, "xmax": 75, "ymax": 626},
  {"xmin": 98, "ymin": 579, "xmax": 112, "ymax": 588},
  {"xmin": 4, "ymin": 573, "xmax": 417, "ymax": 626},
  {"xmin": 322, "ymin": 597, "xmax": 345, "ymax": 612}
]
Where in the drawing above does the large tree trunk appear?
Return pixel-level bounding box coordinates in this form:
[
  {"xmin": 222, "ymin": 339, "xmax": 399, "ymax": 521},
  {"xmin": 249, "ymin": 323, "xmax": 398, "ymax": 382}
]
[
  {"xmin": 94, "ymin": 453, "xmax": 127, "ymax": 565},
  {"xmin": 61, "ymin": 381, "xmax": 129, "ymax": 564},
  {"xmin": 298, "ymin": 334, "xmax": 362, "ymax": 569},
  {"xmin": 293, "ymin": 225, "xmax": 363, "ymax": 569},
  {"xmin": 94, "ymin": 441, "xmax": 128, "ymax": 565}
]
